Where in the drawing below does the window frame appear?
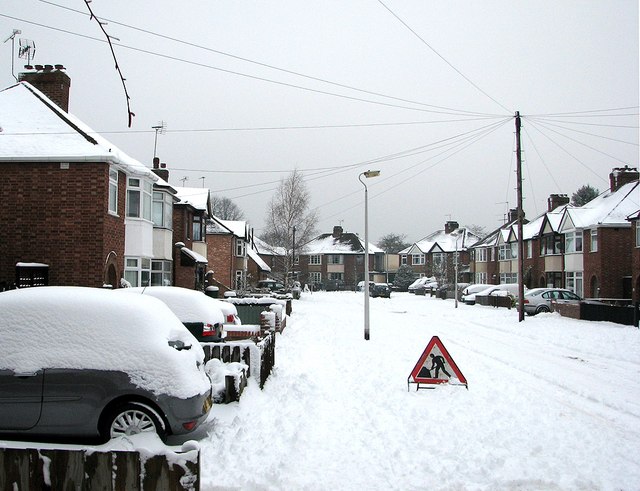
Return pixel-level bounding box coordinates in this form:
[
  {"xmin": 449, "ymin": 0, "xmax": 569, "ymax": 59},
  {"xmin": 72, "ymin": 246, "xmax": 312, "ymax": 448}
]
[
  {"xmin": 108, "ymin": 167, "xmax": 118, "ymax": 215},
  {"xmin": 309, "ymin": 255, "xmax": 322, "ymax": 265},
  {"xmin": 590, "ymin": 229, "xmax": 598, "ymax": 252}
]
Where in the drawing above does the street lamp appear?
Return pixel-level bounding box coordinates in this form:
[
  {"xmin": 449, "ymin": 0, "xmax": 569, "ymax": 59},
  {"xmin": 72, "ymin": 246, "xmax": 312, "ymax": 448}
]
[{"xmin": 359, "ymin": 169, "xmax": 380, "ymax": 340}]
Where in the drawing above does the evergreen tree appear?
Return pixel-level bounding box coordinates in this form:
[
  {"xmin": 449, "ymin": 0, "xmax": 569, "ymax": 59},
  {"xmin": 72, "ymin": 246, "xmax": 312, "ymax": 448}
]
[{"xmin": 571, "ymin": 185, "xmax": 599, "ymax": 206}]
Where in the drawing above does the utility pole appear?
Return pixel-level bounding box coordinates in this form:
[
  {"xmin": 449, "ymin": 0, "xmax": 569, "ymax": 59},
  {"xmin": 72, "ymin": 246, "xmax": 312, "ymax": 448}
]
[{"xmin": 515, "ymin": 111, "xmax": 525, "ymax": 322}]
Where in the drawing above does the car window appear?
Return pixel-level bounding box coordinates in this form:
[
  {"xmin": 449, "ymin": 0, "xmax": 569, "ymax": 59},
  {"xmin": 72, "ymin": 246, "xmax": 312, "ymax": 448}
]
[
  {"xmin": 562, "ymin": 292, "xmax": 581, "ymax": 300},
  {"xmin": 542, "ymin": 292, "xmax": 551, "ymax": 299}
]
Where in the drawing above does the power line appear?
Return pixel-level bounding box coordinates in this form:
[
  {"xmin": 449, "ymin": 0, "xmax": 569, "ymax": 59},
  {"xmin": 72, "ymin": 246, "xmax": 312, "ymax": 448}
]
[
  {"xmin": 376, "ymin": 0, "xmax": 512, "ymax": 114},
  {"xmin": 524, "ymin": 117, "xmax": 639, "ymax": 146},
  {"xmin": 34, "ymin": 0, "xmax": 507, "ymax": 118},
  {"xmin": 0, "ymin": 13, "xmax": 502, "ymax": 119}
]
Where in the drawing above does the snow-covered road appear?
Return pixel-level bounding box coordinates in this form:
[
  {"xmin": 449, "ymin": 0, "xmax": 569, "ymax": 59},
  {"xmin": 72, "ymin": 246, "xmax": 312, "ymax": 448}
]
[{"xmin": 200, "ymin": 291, "xmax": 640, "ymax": 490}]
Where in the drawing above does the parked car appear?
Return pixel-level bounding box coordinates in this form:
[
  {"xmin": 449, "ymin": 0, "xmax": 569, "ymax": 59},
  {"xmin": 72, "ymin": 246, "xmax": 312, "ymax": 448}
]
[
  {"xmin": 462, "ymin": 284, "xmax": 524, "ymax": 305},
  {"xmin": 460, "ymin": 283, "xmax": 494, "ymax": 302},
  {"xmin": 522, "ymin": 288, "xmax": 582, "ymax": 315},
  {"xmin": 356, "ymin": 281, "xmax": 375, "ymax": 292},
  {"xmin": 115, "ymin": 286, "xmax": 233, "ymax": 341},
  {"xmin": 369, "ymin": 283, "xmax": 392, "ymax": 298},
  {"xmin": 0, "ymin": 286, "xmax": 212, "ymax": 442},
  {"xmin": 408, "ymin": 277, "xmax": 436, "ymax": 294},
  {"xmin": 257, "ymin": 279, "xmax": 285, "ymax": 292}
]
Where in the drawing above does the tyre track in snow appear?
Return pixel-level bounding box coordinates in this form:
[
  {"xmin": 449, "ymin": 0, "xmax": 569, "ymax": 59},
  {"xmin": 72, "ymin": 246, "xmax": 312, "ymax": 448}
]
[{"xmin": 442, "ymin": 320, "xmax": 640, "ymax": 442}]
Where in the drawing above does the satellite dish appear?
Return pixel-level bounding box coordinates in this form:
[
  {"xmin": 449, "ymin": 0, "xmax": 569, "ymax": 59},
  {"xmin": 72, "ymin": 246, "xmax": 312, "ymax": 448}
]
[{"xmin": 18, "ymin": 39, "xmax": 36, "ymax": 64}]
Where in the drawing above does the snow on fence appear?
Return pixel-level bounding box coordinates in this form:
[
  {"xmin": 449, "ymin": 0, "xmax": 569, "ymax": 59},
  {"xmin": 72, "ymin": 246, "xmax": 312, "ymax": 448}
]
[{"xmin": 0, "ymin": 446, "xmax": 199, "ymax": 490}]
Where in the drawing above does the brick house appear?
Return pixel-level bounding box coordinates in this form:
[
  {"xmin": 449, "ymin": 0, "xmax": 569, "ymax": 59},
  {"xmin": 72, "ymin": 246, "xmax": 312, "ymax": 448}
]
[
  {"xmin": 0, "ymin": 69, "xmax": 164, "ymax": 290},
  {"xmin": 206, "ymin": 216, "xmax": 270, "ymax": 292},
  {"xmin": 399, "ymin": 221, "xmax": 480, "ymax": 285},
  {"xmin": 171, "ymin": 187, "xmax": 211, "ymax": 291},
  {"xmin": 469, "ymin": 167, "xmax": 639, "ymax": 300},
  {"xmin": 558, "ymin": 167, "xmax": 639, "ymax": 299},
  {"xmin": 297, "ymin": 226, "xmax": 383, "ymax": 290}
]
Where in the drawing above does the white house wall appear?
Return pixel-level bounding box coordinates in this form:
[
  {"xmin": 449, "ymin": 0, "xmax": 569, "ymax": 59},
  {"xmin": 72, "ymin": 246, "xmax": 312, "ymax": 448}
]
[
  {"xmin": 564, "ymin": 253, "xmax": 583, "ymax": 271},
  {"xmin": 153, "ymin": 228, "xmax": 173, "ymax": 260},
  {"xmin": 125, "ymin": 219, "xmax": 154, "ymax": 257}
]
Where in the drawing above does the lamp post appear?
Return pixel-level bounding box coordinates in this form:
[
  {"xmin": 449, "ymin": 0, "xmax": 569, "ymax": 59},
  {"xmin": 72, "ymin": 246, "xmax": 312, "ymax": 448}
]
[{"xmin": 359, "ymin": 170, "xmax": 380, "ymax": 340}]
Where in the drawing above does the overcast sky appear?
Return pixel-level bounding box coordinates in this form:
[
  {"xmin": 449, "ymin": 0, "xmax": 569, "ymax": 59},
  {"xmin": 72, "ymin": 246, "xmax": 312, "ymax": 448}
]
[{"xmin": 1, "ymin": 1, "xmax": 638, "ymax": 244}]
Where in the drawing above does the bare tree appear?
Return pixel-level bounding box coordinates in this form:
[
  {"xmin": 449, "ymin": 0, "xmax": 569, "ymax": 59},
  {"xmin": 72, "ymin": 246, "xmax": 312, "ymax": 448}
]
[
  {"xmin": 262, "ymin": 169, "xmax": 318, "ymax": 283},
  {"xmin": 211, "ymin": 196, "xmax": 245, "ymax": 220},
  {"xmin": 377, "ymin": 233, "xmax": 410, "ymax": 253}
]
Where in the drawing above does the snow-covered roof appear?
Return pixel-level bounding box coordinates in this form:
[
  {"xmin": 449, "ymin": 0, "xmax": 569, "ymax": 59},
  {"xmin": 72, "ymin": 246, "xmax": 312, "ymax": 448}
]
[
  {"xmin": 247, "ymin": 247, "xmax": 271, "ymax": 272},
  {"xmin": 305, "ymin": 231, "xmax": 382, "ymax": 255},
  {"xmin": 253, "ymin": 236, "xmax": 286, "ymax": 256},
  {"xmin": 207, "ymin": 216, "xmax": 248, "ymax": 238},
  {"xmin": 173, "ymin": 186, "xmax": 210, "ymax": 213},
  {"xmin": 181, "ymin": 246, "xmax": 208, "ymax": 264},
  {"xmin": 561, "ymin": 181, "xmax": 639, "ymax": 230},
  {"xmin": 0, "ymin": 82, "xmax": 156, "ymax": 181},
  {"xmin": 403, "ymin": 227, "xmax": 480, "ymax": 254}
]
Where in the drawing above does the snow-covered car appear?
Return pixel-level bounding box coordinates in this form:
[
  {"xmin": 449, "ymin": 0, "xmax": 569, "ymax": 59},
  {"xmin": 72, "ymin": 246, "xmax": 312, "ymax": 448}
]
[
  {"xmin": 408, "ymin": 277, "xmax": 435, "ymax": 293},
  {"xmin": 460, "ymin": 283, "xmax": 494, "ymax": 302},
  {"xmin": 369, "ymin": 283, "xmax": 392, "ymax": 298},
  {"xmin": 115, "ymin": 286, "xmax": 233, "ymax": 341},
  {"xmin": 0, "ymin": 286, "xmax": 212, "ymax": 442},
  {"xmin": 462, "ymin": 284, "xmax": 523, "ymax": 305},
  {"xmin": 522, "ymin": 288, "xmax": 582, "ymax": 315}
]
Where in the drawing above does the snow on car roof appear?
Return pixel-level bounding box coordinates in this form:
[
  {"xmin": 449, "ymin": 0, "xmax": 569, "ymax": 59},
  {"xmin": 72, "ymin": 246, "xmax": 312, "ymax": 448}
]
[
  {"xmin": 115, "ymin": 286, "xmax": 226, "ymax": 324},
  {"xmin": 0, "ymin": 286, "xmax": 210, "ymax": 399}
]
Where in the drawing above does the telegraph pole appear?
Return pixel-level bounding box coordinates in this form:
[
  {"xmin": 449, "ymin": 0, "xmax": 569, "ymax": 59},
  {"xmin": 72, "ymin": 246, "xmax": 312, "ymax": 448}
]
[{"xmin": 515, "ymin": 111, "xmax": 525, "ymax": 322}]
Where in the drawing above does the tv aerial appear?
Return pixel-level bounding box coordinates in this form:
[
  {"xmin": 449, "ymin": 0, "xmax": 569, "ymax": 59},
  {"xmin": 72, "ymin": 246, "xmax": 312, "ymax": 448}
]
[
  {"xmin": 152, "ymin": 121, "xmax": 167, "ymax": 159},
  {"xmin": 3, "ymin": 29, "xmax": 22, "ymax": 81},
  {"xmin": 18, "ymin": 38, "xmax": 36, "ymax": 65}
]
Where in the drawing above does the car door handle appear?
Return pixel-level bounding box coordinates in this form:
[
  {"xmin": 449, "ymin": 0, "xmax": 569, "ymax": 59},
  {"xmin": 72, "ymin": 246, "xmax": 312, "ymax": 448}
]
[{"xmin": 14, "ymin": 372, "xmax": 39, "ymax": 377}]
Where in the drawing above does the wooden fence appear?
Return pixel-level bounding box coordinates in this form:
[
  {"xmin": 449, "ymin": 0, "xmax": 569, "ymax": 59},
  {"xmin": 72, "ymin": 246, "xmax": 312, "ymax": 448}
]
[{"xmin": 0, "ymin": 446, "xmax": 199, "ymax": 490}]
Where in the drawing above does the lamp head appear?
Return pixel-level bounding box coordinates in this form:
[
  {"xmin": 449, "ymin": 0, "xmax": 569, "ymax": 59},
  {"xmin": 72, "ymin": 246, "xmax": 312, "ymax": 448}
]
[{"xmin": 363, "ymin": 170, "xmax": 380, "ymax": 178}]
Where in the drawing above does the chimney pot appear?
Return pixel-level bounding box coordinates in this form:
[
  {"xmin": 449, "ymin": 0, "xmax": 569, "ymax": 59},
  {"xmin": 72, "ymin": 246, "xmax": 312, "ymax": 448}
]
[
  {"xmin": 35, "ymin": 64, "xmax": 43, "ymax": 71},
  {"xmin": 332, "ymin": 226, "xmax": 343, "ymax": 238},
  {"xmin": 161, "ymin": 163, "xmax": 166, "ymax": 169},
  {"xmin": 153, "ymin": 157, "xmax": 160, "ymax": 169}
]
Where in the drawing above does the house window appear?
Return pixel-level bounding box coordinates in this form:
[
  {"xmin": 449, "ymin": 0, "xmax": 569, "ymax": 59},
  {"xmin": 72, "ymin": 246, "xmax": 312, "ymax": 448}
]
[
  {"xmin": 328, "ymin": 272, "xmax": 344, "ymax": 280},
  {"xmin": 309, "ymin": 255, "xmax": 321, "ymax": 265},
  {"xmin": 126, "ymin": 178, "xmax": 152, "ymax": 220},
  {"xmin": 327, "ymin": 255, "xmax": 343, "ymax": 265},
  {"xmin": 124, "ymin": 257, "xmax": 151, "ymax": 287},
  {"xmin": 293, "ymin": 255, "xmax": 299, "ymax": 265},
  {"xmin": 498, "ymin": 244, "xmax": 511, "ymax": 261},
  {"xmin": 476, "ymin": 272, "xmax": 487, "ymax": 284},
  {"xmin": 499, "ymin": 272, "xmax": 518, "ymax": 284},
  {"xmin": 309, "ymin": 272, "xmax": 321, "ymax": 284},
  {"xmin": 526, "ymin": 241, "xmax": 532, "ymax": 259},
  {"xmin": 235, "ymin": 270, "xmax": 246, "ymax": 290},
  {"xmin": 565, "ymin": 271, "xmax": 583, "ymax": 298},
  {"xmin": 192, "ymin": 215, "xmax": 204, "ymax": 241},
  {"xmin": 151, "ymin": 260, "xmax": 172, "ymax": 286},
  {"xmin": 152, "ymin": 191, "xmax": 173, "ymax": 228},
  {"xmin": 476, "ymin": 248, "xmax": 487, "ymax": 262},
  {"xmin": 235, "ymin": 238, "xmax": 246, "ymax": 257},
  {"xmin": 491, "ymin": 247, "xmax": 496, "ymax": 262},
  {"xmin": 510, "ymin": 243, "xmax": 518, "ymax": 259},
  {"xmin": 565, "ymin": 231, "xmax": 583, "ymax": 253},
  {"xmin": 540, "ymin": 234, "xmax": 562, "ymax": 256},
  {"xmin": 590, "ymin": 230, "xmax": 598, "ymax": 252},
  {"xmin": 636, "ymin": 223, "xmax": 640, "ymax": 247},
  {"xmin": 432, "ymin": 253, "xmax": 445, "ymax": 267},
  {"xmin": 412, "ymin": 254, "xmax": 425, "ymax": 265},
  {"xmin": 401, "ymin": 255, "xmax": 407, "ymax": 265},
  {"xmin": 109, "ymin": 168, "xmax": 118, "ymax": 215}
]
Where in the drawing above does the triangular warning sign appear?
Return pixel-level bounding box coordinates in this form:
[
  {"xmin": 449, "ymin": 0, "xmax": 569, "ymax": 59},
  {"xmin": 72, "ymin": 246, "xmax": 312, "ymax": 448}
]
[{"xmin": 409, "ymin": 336, "xmax": 467, "ymax": 388}]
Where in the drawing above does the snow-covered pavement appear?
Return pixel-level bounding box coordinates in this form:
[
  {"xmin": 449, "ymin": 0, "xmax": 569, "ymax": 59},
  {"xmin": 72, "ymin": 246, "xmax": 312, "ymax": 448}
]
[{"xmin": 200, "ymin": 291, "xmax": 640, "ymax": 490}]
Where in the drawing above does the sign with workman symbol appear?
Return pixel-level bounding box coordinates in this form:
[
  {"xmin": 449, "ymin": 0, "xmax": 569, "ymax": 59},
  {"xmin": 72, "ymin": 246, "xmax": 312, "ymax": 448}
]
[{"xmin": 408, "ymin": 336, "xmax": 467, "ymax": 390}]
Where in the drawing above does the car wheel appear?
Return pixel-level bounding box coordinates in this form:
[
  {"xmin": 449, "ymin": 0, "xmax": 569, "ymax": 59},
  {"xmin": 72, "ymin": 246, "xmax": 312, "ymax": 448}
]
[
  {"xmin": 536, "ymin": 305, "xmax": 550, "ymax": 314},
  {"xmin": 102, "ymin": 402, "xmax": 167, "ymax": 442}
]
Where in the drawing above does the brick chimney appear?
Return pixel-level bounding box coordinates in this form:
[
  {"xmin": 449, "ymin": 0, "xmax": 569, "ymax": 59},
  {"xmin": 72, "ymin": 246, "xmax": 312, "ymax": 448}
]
[
  {"xmin": 547, "ymin": 194, "xmax": 570, "ymax": 211},
  {"xmin": 444, "ymin": 221, "xmax": 459, "ymax": 234},
  {"xmin": 19, "ymin": 64, "xmax": 71, "ymax": 112},
  {"xmin": 152, "ymin": 157, "xmax": 170, "ymax": 181},
  {"xmin": 508, "ymin": 208, "xmax": 519, "ymax": 223},
  {"xmin": 332, "ymin": 226, "xmax": 343, "ymax": 238},
  {"xmin": 609, "ymin": 166, "xmax": 639, "ymax": 192}
]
